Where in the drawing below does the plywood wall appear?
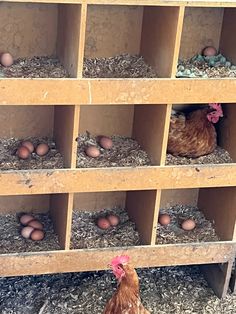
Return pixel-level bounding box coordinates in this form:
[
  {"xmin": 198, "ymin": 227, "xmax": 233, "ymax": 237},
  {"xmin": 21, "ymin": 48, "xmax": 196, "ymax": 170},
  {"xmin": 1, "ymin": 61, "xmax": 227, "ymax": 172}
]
[
  {"xmin": 73, "ymin": 192, "xmax": 126, "ymax": 211},
  {"xmin": 0, "ymin": 3, "xmax": 57, "ymax": 58},
  {"xmin": 179, "ymin": 7, "xmax": 224, "ymax": 59},
  {"xmin": 79, "ymin": 105, "xmax": 134, "ymax": 137},
  {"xmin": 0, "ymin": 106, "xmax": 54, "ymax": 138},
  {"xmin": 0, "ymin": 195, "xmax": 50, "ymax": 214},
  {"xmin": 160, "ymin": 189, "xmax": 199, "ymax": 208},
  {"xmin": 85, "ymin": 5, "xmax": 143, "ymax": 58}
]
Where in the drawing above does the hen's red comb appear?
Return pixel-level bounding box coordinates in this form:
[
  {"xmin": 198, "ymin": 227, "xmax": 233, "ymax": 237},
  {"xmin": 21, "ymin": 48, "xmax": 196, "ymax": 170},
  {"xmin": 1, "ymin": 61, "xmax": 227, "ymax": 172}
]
[{"xmin": 110, "ymin": 255, "xmax": 130, "ymax": 266}]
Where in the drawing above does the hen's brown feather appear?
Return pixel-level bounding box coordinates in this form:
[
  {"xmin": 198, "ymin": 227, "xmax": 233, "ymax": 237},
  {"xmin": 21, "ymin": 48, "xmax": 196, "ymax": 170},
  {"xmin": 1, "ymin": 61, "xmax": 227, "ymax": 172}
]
[
  {"xmin": 104, "ymin": 265, "xmax": 150, "ymax": 314},
  {"xmin": 167, "ymin": 108, "xmax": 217, "ymax": 158}
]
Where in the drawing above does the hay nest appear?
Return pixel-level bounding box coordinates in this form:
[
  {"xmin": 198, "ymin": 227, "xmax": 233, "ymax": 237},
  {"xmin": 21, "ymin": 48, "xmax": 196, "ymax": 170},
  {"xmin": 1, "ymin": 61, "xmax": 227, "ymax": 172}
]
[
  {"xmin": 166, "ymin": 146, "xmax": 233, "ymax": 165},
  {"xmin": 0, "ymin": 213, "xmax": 60, "ymax": 254},
  {"xmin": 83, "ymin": 53, "xmax": 158, "ymax": 78},
  {"xmin": 0, "ymin": 137, "xmax": 64, "ymax": 170},
  {"xmin": 157, "ymin": 205, "xmax": 219, "ymax": 244},
  {"xmin": 76, "ymin": 133, "xmax": 151, "ymax": 168},
  {"xmin": 71, "ymin": 208, "xmax": 140, "ymax": 249},
  {"xmin": 0, "ymin": 56, "xmax": 69, "ymax": 78}
]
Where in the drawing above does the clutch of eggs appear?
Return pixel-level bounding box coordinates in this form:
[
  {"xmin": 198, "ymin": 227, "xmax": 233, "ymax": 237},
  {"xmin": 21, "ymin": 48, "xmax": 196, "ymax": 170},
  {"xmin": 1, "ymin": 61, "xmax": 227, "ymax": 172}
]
[{"xmin": 20, "ymin": 214, "xmax": 45, "ymax": 241}]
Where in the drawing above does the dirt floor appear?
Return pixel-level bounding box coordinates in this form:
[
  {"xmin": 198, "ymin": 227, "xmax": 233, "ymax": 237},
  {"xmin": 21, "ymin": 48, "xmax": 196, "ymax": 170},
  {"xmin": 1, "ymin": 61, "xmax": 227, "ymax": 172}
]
[{"xmin": 0, "ymin": 266, "xmax": 236, "ymax": 313}]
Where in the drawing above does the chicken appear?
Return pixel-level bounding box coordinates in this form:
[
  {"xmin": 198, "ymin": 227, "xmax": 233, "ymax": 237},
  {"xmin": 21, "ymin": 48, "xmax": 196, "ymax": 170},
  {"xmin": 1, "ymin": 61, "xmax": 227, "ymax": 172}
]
[
  {"xmin": 104, "ymin": 255, "xmax": 150, "ymax": 314},
  {"xmin": 167, "ymin": 103, "xmax": 223, "ymax": 158}
]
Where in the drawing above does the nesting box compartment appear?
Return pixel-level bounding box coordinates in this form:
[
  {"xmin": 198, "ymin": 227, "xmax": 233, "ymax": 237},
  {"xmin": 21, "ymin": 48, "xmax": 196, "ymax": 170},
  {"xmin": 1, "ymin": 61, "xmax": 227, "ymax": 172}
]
[
  {"xmin": 178, "ymin": 7, "xmax": 236, "ymax": 78},
  {"xmin": 84, "ymin": 5, "xmax": 182, "ymax": 78},
  {"xmin": 0, "ymin": 0, "xmax": 236, "ymax": 300},
  {"xmin": 77, "ymin": 104, "xmax": 168, "ymax": 166},
  {"xmin": 71, "ymin": 190, "xmax": 158, "ymax": 248},
  {"xmin": 0, "ymin": 3, "xmax": 83, "ymax": 77}
]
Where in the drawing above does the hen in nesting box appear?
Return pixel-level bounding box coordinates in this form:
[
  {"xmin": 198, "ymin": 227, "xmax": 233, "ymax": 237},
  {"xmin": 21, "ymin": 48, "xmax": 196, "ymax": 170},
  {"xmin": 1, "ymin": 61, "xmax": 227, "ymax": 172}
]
[{"xmin": 167, "ymin": 103, "xmax": 223, "ymax": 158}]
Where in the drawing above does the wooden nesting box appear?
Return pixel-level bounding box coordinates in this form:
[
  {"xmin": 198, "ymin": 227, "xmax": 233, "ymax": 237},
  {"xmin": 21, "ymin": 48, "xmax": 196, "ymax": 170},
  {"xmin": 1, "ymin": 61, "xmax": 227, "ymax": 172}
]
[{"xmin": 1, "ymin": 0, "xmax": 236, "ymax": 299}]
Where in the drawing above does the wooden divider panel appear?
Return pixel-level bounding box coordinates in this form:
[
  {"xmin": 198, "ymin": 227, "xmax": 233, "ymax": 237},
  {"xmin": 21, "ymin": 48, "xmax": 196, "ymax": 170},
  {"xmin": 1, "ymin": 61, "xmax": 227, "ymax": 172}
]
[
  {"xmin": 50, "ymin": 193, "xmax": 74, "ymax": 249},
  {"xmin": 77, "ymin": 4, "xmax": 88, "ymax": 77},
  {"xmin": 54, "ymin": 105, "xmax": 80, "ymax": 168},
  {"xmin": 126, "ymin": 190, "xmax": 160, "ymax": 245},
  {"xmin": 218, "ymin": 104, "xmax": 236, "ymax": 163},
  {"xmin": 132, "ymin": 104, "xmax": 169, "ymax": 165},
  {"xmin": 220, "ymin": 8, "xmax": 236, "ymax": 64},
  {"xmin": 141, "ymin": 6, "xmax": 184, "ymax": 77},
  {"xmin": 201, "ymin": 260, "xmax": 234, "ymax": 298},
  {"xmin": 57, "ymin": 4, "xmax": 82, "ymax": 77}
]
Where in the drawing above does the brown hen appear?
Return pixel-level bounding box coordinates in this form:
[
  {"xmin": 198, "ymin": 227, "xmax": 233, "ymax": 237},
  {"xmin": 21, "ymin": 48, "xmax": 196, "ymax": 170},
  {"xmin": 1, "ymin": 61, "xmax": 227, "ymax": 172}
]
[
  {"xmin": 167, "ymin": 103, "xmax": 223, "ymax": 158},
  {"xmin": 104, "ymin": 255, "xmax": 150, "ymax": 314}
]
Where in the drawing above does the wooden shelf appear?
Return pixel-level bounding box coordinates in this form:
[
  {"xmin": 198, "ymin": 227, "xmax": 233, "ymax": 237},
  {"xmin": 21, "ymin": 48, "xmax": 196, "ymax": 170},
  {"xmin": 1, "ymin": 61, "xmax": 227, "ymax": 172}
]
[
  {"xmin": 3, "ymin": 0, "xmax": 236, "ymax": 8},
  {"xmin": 2, "ymin": 79, "xmax": 236, "ymax": 105},
  {"xmin": 0, "ymin": 242, "xmax": 234, "ymax": 277},
  {"xmin": 1, "ymin": 165, "xmax": 236, "ymax": 195}
]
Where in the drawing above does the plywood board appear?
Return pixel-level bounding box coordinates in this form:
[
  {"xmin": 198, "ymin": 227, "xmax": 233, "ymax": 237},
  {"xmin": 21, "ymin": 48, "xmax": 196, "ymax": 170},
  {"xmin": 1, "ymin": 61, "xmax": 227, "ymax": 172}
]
[
  {"xmin": 132, "ymin": 104, "xmax": 168, "ymax": 165},
  {"xmin": 79, "ymin": 105, "xmax": 134, "ymax": 136},
  {"xmin": 160, "ymin": 104, "xmax": 172, "ymax": 165},
  {"xmin": 218, "ymin": 105, "xmax": 236, "ymax": 163},
  {"xmin": 141, "ymin": 6, "xmax": 182, "ymax": 77},
  {"xmin": 160, "ymin": 189, "xmax": 199, "ymax": 208},
  {"xmin": 0, "ymin": 242, "xmax": 234, "ymax": 277},
  {"xmin": 0, "ymin": 106, "xmax": 53, "ymax": 138},
  {"xmin": 179, "ymin": 7, "xmax": 224, "ymax": 59},
  {"xmin": 198, "ymin": 187, "xmax": 236, "ymax": 241},
  {"xmin": 126, "ymin": 190, "xmax": 159, "ymax": 245},
  {"xmin": 0, "ymin": 3, "xmax": 57, "ymax": 58},
  {"xmin": 220, "ymin": 8, "xmax": 236, "ymax": 64},
  {"xmin": 2, "ymin": 165, "xmax": 236, "ymax": 195},
  {"xmin": 54, "ymin": 105, "xmax": 80, "ymax": 168},
  {"xmin": 57, "ymin": 4, "xmax": 81, "ymax": 77},
  {"xmin": 3, "ymin": 0, "xmax": 236, "ymax": 8},
  {"xmin": 201, "ymin": 260, "xmax": 234, "ymax": 298},
  {"xmin": 73, "ymin": 191, "xmax": 126, "ymax": 211},
  {"xmin": 0, "ymin": 195, "xmax": 50, "ymax": 214},
  {"xmin": 50, "ymin": 193, "xmax": 73, "ymax": 249},
  {"xmin": 3, "ymin": 79, "xmax": 236, "ymax": 105},
  {"xmin": 85, "ymin": 5, "xmax": 143, "ymax": 58},
  {"xmin": 77, "ymin": 4, "xmax": 88, "ymax": 77}
]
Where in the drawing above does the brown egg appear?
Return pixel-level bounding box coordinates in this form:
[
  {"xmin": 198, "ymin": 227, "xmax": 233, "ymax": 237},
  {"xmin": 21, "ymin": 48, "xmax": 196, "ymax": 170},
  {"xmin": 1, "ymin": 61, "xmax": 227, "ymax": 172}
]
[
  {"xmin": 21, "ymin": 140, "xmax": 34, "ymax": 153},
  {"xmin": 20, "ymin": 214, "xmax": 34, "ymax": 225},
  {"xmin": 99, "ymin": 136, "xmax": 113, "ymax": 150},
  {"xmin": 85, "ymin": 146, "xmax": 100, "ymax": 158},
  {"xmin": 0, "ymin": 52, "xmax": 13, "ymax": 67},
  {"xmin": 107, "ymin": 214, "xmax": 120, "ymax": 226},
  {"xmin": 181, "ymin": 219, "xmax": 196, "ymax": 231},
  {"xmin": 31, "ymin": 229, "xmax": 45, "ymax": 241},
  {"xmin": 97, "ymin": 217, "xmax": 111, "ymax": 230},
  {"xmin": 202, "ymin": 46, "xmax": 217, "ymax": 57},
  {"xmin": 28, "ymin": 219, "xmax": 43, "ymax": 230},
  {"xmin": 36, "ymin": 143, "xmax": 49, "ymax": 156},
  {"xmin": 17, "ymin": 146, "xmax": 30, "ymax": 159},
  {"xmin": 158, "ymin": 214, "xmax": 171, "ymax": 226},
  {"xmin": 21, "ymin": 226, "xmax": 34, "ymax": 239}
]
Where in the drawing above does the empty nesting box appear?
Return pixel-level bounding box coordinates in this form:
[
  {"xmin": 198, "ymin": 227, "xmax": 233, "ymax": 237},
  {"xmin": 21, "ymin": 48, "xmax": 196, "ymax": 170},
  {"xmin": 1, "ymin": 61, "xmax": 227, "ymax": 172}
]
[{"xmin": 83, "ymin": 5, "xmax": 182, "ymax": 78}]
